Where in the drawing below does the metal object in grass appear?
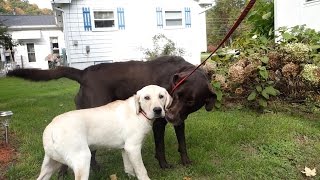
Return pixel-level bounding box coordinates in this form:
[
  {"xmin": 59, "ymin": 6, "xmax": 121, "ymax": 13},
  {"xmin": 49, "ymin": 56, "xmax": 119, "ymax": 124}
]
[{"xmin": 0, "ymin": 111, "xmax": 13, "ymax": 144}]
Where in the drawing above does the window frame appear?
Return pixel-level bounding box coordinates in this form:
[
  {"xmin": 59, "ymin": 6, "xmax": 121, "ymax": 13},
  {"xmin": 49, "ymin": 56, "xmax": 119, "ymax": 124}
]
[
  {"xmin": 163, "ymin": 9, "xmax": 184, "ymax": 29},
  {"xmin": 50, "ymin": 37, "xmax": 59, "ymax": 55},
  {"xmin": 91, "ymin": 9, "xmax": 117, "ymax": 31},
  {"xmin": 26, "ymin": 43, "xmax": 36, "ymax": 62}
]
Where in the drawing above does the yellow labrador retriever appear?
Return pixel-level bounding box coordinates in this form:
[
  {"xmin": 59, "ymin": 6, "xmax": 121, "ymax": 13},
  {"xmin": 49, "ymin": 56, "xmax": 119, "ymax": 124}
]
[{"xmin": 37, "ymin": 85, "xmax": 172, "ymax": 180}]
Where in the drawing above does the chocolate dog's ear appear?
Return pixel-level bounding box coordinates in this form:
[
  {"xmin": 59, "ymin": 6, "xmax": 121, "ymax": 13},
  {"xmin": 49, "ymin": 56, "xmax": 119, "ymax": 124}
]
[
  {"xmin": 134, "ymin": 93, "xmax": 140, "ymax": 115},
  {"xmin": 205, "ymin": 83, "xmax": 217, "ymax": 111},
  {"xmin": 172, "ymin": 71, "xmax": 190, "ymax": 85}
]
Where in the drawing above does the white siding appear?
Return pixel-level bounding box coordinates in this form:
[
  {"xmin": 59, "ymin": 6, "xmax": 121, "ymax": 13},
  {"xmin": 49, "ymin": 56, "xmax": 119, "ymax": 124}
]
[
  {"xmin": 10, "ymin": 29, "xmax": 65, "ymax": 69},
  {"xmin": 59, "ymin": 0, "xmax": 207, "ymax": 69},
  {"xmin": 275, "ymin": 0, "xmax": 320, "ymax": 31}
]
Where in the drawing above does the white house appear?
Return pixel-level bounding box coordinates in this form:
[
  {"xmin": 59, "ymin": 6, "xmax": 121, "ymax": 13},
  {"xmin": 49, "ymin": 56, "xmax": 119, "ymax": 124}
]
[
  {"xmin": 275, "ymin": 0, "xmax": 320, "ymax": 31},
  {"xmin": 0, "ymin": 15, "xmax": 65, "ymax": 69},
  {"xmin": 52, "ymin": 0, "xmax": 213, "ymax": 69}
]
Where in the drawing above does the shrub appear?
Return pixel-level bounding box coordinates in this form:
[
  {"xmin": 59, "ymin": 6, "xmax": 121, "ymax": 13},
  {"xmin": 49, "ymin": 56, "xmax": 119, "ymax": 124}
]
[
  {"xmin": 142, "ymin": 34, "xmax": 185, "ymax": 60},
  {"xmin": 301, "ymin": 64, "xmax": 320, "ymax": 85},
  {"xmin": 211, "ymin": 25, "xmax": 320, "ymax": 110}
]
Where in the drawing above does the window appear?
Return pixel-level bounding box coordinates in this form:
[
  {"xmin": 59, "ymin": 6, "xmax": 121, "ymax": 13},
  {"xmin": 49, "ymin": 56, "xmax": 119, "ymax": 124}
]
[
  {"xmin": 93, "ymin": 11, "xmax": 115, "ymax": 29},
  {"xmin": 27, "ymin": 43, "xmax": 36, "ymax": 62},
  {"xmin": 164, "ymin": 11, "xmax": 183, "ymax": 27},
  {"xmin": 50, "ymin": 37, "xmax": 59, "ymax": 55}
]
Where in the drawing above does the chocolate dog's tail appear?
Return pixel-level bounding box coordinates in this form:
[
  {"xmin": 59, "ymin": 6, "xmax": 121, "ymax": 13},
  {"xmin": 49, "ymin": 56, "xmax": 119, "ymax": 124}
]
[{"xmin": 7, "ymin": 67, "xmax": 84, "ymax": 84}]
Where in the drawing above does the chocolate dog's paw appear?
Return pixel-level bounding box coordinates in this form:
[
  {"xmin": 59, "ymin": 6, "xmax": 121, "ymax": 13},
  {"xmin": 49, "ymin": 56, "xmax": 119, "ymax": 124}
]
[
  {"xmin": 159, "ymin": 161, "xmax": 174, "ymax": 169},
  {"xmin": 57, "ymin": 165, "xmax": 68, "ymax": 180},
  {"xmin": 91, "ymin": 161, "xmax": 101, "ymax": 172},
  {"xmin": 181, "ymin": 157, "xmax": 192, "ymax": 166}
]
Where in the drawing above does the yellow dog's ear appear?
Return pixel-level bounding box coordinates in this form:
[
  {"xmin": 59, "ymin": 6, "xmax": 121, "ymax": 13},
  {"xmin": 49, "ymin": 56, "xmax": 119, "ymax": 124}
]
[
  {"xmin": 134, "ymin": 93, "xmax": 140, "ymax": 115},
  {"xmin": 165, "ymin": 90, "xmax": 173, "ymax": 110}
]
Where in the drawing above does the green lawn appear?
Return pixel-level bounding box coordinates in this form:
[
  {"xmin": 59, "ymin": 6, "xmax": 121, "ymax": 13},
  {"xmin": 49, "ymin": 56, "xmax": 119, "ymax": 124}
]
[{"xmin": 1, "ymin": 77, "xmax": 320, "ymax": 179}]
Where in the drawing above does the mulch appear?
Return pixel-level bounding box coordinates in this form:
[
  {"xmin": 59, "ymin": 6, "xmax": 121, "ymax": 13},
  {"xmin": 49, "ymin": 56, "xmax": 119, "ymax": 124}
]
[{"xmin": 0, "ymin": 141, "xmax": 17, "ymax": 179}]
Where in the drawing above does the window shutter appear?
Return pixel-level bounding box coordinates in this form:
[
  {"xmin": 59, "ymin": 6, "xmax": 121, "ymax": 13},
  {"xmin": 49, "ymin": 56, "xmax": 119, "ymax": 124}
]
[
  {"xmin": 82, "ymin": 7, "xmax": 92, "ymax": 31},
  {"xmin": 156, "ymin": 7, "xmax": 163, "ymax": 28},
  {"xmin": 117, "ymin": 8, "xmax": 125, "ymax": 30},
  {"xmin": 184, "ymin": 7, "xmax": 191, "ymax": 28}
]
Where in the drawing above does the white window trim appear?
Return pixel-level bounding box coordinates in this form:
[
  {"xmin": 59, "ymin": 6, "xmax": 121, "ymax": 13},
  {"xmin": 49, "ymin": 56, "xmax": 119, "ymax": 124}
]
[
  {"xmin": 26, "ymin": 43, "xmax": 36, "ymax": 62},
  {"xmin": 163, "ymin": 9, "xmax": 185, "ymax": 29},
  {"xmin": 91, "ymin": 8, "xmax": 118, "ymax": 32}
]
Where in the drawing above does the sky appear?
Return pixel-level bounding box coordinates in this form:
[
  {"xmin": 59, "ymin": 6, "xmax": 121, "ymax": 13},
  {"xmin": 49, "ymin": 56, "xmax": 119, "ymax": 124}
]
[{"xmin": 28, "ymin": 0, "xmax": 52, "ymax": 9}]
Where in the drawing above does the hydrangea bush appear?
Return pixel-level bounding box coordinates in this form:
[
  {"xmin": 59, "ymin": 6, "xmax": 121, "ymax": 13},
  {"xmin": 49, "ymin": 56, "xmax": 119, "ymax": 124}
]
[{"xmin": 206, "ymin": 25, "xmax": 320, "ymax": 109}]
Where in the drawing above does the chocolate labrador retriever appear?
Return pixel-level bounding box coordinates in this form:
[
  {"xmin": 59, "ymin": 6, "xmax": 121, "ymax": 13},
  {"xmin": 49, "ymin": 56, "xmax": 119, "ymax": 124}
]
[{"xmin": 7, "ymin": 55, "xmax": 216, "ymax": 169}]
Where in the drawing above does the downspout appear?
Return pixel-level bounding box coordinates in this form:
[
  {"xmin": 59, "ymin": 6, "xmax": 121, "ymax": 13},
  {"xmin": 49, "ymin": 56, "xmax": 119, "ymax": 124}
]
[{"xmin": 52, "ymin": 5, "xmax": 71, "ymax": 67}]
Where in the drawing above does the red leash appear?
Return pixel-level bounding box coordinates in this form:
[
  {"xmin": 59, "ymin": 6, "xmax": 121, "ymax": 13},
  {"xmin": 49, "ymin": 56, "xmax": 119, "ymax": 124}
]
[{"xmin": 170, "ymin": 0, "xmax": 256, "ymax": 95}]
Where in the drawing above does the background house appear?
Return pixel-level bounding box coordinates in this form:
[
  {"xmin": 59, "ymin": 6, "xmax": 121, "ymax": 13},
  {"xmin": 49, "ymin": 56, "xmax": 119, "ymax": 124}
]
[
  {"xmin": 52, "ymin": 0, "xmax": 213, "ymax": 69},
  {"xmin": 0, "ymin": 15, "xmax": 65, "ymax": 69},
  {"xmin": 275, "ymin": 0, "xmax": 320, "ymax": 31}
]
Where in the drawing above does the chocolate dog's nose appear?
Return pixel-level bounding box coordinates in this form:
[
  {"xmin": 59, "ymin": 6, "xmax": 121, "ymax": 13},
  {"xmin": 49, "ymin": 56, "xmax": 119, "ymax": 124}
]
[{"xmin": 153, "ymin": 107, "xmax": 162, "ymax": 115}]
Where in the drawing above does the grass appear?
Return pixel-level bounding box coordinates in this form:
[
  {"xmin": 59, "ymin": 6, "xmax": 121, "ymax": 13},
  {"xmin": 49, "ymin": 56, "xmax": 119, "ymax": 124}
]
[{"xmin": 1, "ymin": 77, "xmax": 320, "ymax": 179}]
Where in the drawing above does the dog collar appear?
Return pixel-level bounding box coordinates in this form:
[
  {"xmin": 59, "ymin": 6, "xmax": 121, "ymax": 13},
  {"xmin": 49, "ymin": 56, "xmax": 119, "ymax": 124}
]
[{"xmin": 139, "ymin": 110, "xmax": 152, "ymax": 121}]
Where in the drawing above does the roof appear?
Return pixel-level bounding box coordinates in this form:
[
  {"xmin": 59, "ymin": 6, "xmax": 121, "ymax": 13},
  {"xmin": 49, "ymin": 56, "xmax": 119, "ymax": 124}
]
[{"xmin": 0, "ymin": 15, "xmax": 56, "ymax": 27}]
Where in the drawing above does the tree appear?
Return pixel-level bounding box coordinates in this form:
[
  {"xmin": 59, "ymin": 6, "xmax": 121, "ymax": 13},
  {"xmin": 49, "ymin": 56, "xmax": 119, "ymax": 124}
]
[
  {"xmin": 0, "ymin": 0, "xmax": 53, "ymax": 15},
  {"xmin": 0, "ymin": 24, "xmax": 16, "ymax": 49},
  {"xmin": 245, "ymin": 0, "xmax": 274, "ymax": 39},
  {"xmin": 206, "ymin": 0, "xmax": 274, "ymax": 49},
  {"xmin": 206, "ymin": 0, "xmax": 246, "ymax": 47}
]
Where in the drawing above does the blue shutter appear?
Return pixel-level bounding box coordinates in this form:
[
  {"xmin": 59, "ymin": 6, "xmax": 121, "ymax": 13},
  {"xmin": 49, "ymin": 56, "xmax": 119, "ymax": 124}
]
[
  {"xmin": 117, "ymin": 8, "xmax": 125, "ymax": 30},
  {"xmin": 185, "ymin": 7, "xmax": 191, "ymax": 28},
  {"xmin": 82, "ymin": 7, "xmax": 92, "ymax": 31},
  {"xmin": 156, "ymin": 7, "xmax": 163, "ymax": 28}
]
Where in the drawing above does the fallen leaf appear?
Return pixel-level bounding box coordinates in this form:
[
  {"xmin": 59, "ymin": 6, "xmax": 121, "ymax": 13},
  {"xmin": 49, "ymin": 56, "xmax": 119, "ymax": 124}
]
[
  {"xmin": 110, "ymin": 174, "xmax": 117, "ymax": 180},
  {"xmin": 301, "ymin": 166, "xmax": 316, "ymax": 177}
]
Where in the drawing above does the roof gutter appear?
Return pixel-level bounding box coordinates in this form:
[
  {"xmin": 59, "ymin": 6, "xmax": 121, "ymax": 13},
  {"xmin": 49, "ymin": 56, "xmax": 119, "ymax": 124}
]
[
  {"xmin": 199, "ymin": 5, "xmax": 214, "ymax": 14},
  {"xmin": 8, "ymin": 25, "xmax": 61, "ymax": 30},
  {"xmin": 52, "ymin": 6, "xmax": 64, "ymax": 12}
]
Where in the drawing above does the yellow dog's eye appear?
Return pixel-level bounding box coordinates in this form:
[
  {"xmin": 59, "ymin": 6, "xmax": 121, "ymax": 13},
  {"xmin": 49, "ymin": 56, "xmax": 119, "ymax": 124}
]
[
  {"xmin": 159, "ymin": 94, "xmax": 164, "ymax": 99},
  {"xmin": 144, "ymin": 96, "xmax": 150, "ymax": 100}
]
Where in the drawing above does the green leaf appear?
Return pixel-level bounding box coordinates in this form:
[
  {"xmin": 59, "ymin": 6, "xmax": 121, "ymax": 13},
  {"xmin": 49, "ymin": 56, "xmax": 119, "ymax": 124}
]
[
  {"xmin": 261, "ymin": 89, "xmax": 270, "ymax": 99},
  {"xmin": 267, "ymin": 81, "xmax": 274, "ymax": 85},
  {"xmin": 247, "ymin": 91, "xmax": 257, "ymax": 101},
  {"xmin": 311, "ymin": 45, "xmax": 320, "ymax": 50},
  {"xmin": 215, "ymin": 101, "xmax": 222, "ymax": 109},
  {"xmin": 256, "ymin": 85, "xmax": 262, "ymax": 92},
  {"xmin": 259, "ymin": 69, "xmax": 269, "ymax": 80},
  {"xmin": 258, "ymin": 66, "xmax": 266, "ymax": 71},
  {"xmin": 259, "ymin": 36, "xmax": 268, "ymax": 44},
  {"xmin": 265, "ymin": 86, "xmax": 278, "ymax": 96},
  {"xmin": 212, "ymin": 81, "xmax": 221, "ymax": 89},
  {"xmin": 258, "ymin": 99, "xmax": 268, "ymax": 107},
  {"xmin": 261, "ymin": 56, "xmax": 269, "ymax": 64},
  {"xmin": 268, "ymin": 28, "xmax": 273, "ymax": 36},
  {"xmin": 262, "ymin": 12, "xmax": 271, "ymax": 20},
  {"xmin": 216, "ymin": 90, "xmax": 223, "ymax": 101},
  {"xmin": 247, "ymin": 49, "xmax": 255, "ymax": 54},
  {"xmin": 282, "ymin": 32, "xmax": 293, "ymax": 41}
]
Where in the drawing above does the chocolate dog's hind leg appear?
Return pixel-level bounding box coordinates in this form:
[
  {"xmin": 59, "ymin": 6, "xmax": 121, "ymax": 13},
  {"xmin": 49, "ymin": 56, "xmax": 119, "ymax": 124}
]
[
  {"xmin": 57, "ymin": 164, "xmax": 68, "ymax": 180},
  {"xmin": 90, "ymin": 150, "xmax": 101, "ymax": 171}
]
